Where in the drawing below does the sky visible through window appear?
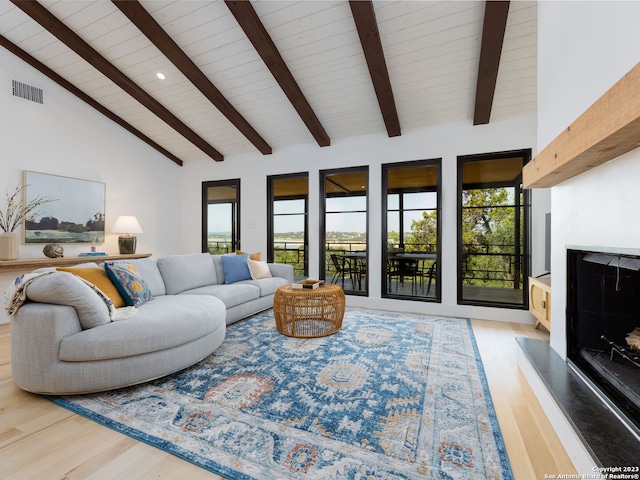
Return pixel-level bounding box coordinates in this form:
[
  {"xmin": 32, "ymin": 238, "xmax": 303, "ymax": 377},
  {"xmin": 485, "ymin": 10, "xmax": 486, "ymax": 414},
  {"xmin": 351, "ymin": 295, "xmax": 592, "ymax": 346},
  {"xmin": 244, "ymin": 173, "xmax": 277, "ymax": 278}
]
[
  {"xmin": 388, "ymin": 192, "xmax": 437, "ymax": 235},
  {"xmin": 208, "ymin": 204, "xmax": 231, "ymax": 234}
]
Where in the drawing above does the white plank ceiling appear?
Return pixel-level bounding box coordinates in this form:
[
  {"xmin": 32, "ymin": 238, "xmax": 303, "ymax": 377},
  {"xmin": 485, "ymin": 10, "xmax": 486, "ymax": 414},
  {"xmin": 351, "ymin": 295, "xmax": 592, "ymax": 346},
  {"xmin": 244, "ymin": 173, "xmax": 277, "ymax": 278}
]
[{"xmin": 0, "ymin": 0, "xmax": 537, "ymax": 164}]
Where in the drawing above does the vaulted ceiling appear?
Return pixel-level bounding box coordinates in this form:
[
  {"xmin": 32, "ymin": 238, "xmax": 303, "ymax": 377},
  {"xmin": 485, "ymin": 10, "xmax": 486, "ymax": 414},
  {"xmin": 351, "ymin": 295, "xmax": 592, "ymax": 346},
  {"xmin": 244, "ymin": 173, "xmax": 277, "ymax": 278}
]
[{"xmin": 0, "ymin": 0, "xmax": 537, "ymax": 166}]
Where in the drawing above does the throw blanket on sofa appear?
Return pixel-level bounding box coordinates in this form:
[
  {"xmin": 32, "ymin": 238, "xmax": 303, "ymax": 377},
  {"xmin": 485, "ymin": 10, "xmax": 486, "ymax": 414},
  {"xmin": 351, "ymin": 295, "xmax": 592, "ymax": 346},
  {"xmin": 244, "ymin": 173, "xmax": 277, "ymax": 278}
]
[
  {"xmin": 4, "ymin": 271, "xmax": 137, "ymax": 321},
  {"xmin": 4, "ymin": 271, "xmax": 53, "ymax": 315}
]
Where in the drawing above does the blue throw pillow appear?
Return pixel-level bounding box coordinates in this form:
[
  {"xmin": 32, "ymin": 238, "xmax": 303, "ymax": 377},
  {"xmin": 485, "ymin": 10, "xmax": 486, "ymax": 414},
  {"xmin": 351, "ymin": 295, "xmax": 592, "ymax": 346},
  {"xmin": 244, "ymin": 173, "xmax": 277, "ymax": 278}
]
[
  {"xmin": 221, "ymin": 253, "xmax": 252, "ymax": 284},
  {"xmin": 104, "ymin": 262, "xmax": 153, "ymax": 307}
]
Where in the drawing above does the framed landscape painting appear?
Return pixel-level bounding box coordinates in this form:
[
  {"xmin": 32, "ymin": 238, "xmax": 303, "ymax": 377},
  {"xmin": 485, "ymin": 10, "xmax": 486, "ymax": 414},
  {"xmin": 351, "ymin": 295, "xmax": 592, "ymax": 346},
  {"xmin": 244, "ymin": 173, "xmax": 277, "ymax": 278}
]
[{"xmin": 23, "ymin": 171, "xmax": 106, "ymax": 244}]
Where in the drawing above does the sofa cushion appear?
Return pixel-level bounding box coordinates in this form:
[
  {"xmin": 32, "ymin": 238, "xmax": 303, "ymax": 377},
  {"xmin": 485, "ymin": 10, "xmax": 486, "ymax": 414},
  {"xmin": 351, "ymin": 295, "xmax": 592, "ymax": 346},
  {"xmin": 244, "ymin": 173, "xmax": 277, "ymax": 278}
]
[
  {"xmin": 211, "ymin": 255, "xmax": 225, "ymax": 284},
  {"xmin": 238, "ymin": 276, "xmax": 289, "ymax": 297},
  {"xmin": 57, "ymin": 266, "xmax": 126, "ymax": 308},
  {"xmin": 59, "ymin": 295, "xmax": 226, "ymax": 362},
  {"xmin": 178, "ymin": 283, "xmax": 260, "ymax": 309},
  {"xmin": 157, "ymin": 253, "xmax": 217, "ymax": 295},
  {"xmin": 104, "ymin": 262, "xmax": 153, "ymax": 307},
  {"xmin": 266, "ymin": 263, "xmax": 294, "ymax": 283},
  {"xmin": 110, "ymin": 257, "xmax": 166, "ymax": 296},
  {"xmin": 221, "ymin": 253, "xmax": 251, "ymax": 284},
  {"xmin": 247, "ymin": 259, "xmax": 272, "ymax": 279},
  {"xmin": 25, "ymin": 272, "xmax": 111, "ymax": 329}
]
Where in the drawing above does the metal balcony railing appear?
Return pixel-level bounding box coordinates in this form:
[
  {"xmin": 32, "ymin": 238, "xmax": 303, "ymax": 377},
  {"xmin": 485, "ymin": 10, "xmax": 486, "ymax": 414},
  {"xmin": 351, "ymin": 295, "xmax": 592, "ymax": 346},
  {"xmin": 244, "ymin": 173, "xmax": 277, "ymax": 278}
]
[
  {"xmin": 217, "ymin": 239, "xmax": 522, "ymax": 292},
  {"xmin": 207, "ymin": 241, "xmax": 238, "ymax": 254},
  {"xmin": 273, "ymin": 241, "xmax": 306, "ymax": 279},
  {"xmin": 462, "ymin": 244, "xmax": 523, "ymax": 289}
]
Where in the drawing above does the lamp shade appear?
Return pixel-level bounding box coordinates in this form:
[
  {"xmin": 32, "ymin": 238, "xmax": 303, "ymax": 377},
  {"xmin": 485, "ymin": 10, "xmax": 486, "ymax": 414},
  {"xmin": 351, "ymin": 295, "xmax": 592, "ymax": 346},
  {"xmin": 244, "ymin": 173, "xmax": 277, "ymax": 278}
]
[{"xmin": 112, "ymin": 216, "xmax": 143, "ymax": 234}]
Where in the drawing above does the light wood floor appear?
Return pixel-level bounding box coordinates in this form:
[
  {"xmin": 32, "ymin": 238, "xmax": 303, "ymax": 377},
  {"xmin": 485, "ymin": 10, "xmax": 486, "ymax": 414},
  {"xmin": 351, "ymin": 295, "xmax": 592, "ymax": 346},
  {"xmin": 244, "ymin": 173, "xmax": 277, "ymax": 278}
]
[{"xmin": 0, "ymin": 319, "xmax": 577, "ymax": 479}]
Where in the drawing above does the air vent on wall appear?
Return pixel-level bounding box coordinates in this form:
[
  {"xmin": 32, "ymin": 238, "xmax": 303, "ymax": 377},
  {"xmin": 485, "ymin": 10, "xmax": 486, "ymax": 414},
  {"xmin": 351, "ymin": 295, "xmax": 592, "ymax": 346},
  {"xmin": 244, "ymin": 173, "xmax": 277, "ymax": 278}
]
[{"xmin": 12, "ymin": 79, "xmax": 43, "ymax": 104}]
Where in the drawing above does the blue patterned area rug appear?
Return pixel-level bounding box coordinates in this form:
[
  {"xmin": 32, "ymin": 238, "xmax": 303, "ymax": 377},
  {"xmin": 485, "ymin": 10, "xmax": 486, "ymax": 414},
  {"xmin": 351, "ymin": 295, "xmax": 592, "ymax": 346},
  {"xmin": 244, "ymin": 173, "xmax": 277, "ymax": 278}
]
[{"xmin": 47, "ymin": 308, "xmax": 513, "ymax": 479}]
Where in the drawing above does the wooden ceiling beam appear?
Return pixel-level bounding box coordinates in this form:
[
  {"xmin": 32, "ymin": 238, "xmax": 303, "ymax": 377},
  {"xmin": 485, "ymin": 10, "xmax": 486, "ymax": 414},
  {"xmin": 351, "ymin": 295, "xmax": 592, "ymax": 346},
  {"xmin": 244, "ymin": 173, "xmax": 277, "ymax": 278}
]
[
  {"xmin": 349, "ymin": 0, "xmax": 401, "ymax": 138},
  {"xmin": 474, "ymin": 0, "xmax": 510, "ymax": 125},
  {"xmin": 0, "ymin": 34, "xmax": 183, "ymax": 166},
  {"xmin": 112, "ymin": 0, "xmax": 272, "ymax": 156},
  {"xmin": 11, "ymin": 0, "xmax": 224, "ymax": 161},
  {"xmin": 224, "ymin": 0, "xmax": 330, "ymax": 147}
]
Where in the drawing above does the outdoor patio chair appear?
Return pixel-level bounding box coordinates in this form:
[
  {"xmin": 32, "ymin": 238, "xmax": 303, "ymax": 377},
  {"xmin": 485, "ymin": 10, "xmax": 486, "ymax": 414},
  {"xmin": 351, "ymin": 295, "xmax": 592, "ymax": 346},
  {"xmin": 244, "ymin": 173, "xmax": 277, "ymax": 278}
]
[
  {"xmin": 388, "ymin": 257, "xmax": 421, "ymax": 294},
  {"xmin": 330, "ymin": 254, "xmax": 358, "ymax": 289}
]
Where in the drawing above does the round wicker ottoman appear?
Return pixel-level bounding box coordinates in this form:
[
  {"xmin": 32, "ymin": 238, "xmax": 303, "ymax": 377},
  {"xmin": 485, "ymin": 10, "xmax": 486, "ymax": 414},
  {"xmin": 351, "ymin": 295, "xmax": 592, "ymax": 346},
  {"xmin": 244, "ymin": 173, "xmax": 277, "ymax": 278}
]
[{"xmin": 273, "ymin": 283, "xmax": 346, "ymax": 337}]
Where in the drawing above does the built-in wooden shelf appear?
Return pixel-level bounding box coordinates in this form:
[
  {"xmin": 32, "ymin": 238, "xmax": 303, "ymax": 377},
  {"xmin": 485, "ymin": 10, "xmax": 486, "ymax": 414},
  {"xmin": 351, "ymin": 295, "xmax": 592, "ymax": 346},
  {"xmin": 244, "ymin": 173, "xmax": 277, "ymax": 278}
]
[
  {"xmin": 523, "ymin": 61, "xmax": 640, "ymax": 188},
  {"xmin": 0, "ymin": 253, "xmax": 151, "ymax": 273}
]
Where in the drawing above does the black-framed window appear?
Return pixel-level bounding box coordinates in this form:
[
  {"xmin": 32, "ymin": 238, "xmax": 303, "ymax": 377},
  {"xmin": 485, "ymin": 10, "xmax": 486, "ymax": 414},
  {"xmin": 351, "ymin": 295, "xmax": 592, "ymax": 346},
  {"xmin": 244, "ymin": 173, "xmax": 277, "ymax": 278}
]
[
  {"xmin": 382, "ymin": 159, "xmax": 441, "ymax": 301},
  {"xmin": 202, "ymin": 179, "xmax": 240, "ymax": 254},
  {"xmin": 457, "ymin": 149, "xmax": 531, "ymax": 308},
  {"xmin": 267, "ymin": 173, "xmax": 308, "ymax": 280},
  {"xmin": 320, "ymin": 167, "xmax": 368, "ymax": 295}
]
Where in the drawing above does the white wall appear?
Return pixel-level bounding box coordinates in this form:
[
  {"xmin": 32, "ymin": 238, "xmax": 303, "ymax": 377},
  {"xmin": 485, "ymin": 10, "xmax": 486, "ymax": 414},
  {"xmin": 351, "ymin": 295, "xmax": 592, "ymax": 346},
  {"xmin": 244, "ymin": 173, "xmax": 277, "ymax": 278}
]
[
  {"xmin": 538, "ymin": 1, "xmax": 640, "ymax": 357},
  {"xmin": 180, "ymin": 113, "xmax": 540, "ymax": 323},
  {"xmin": 0, "ymin": 48, "xmax": 183, "ymax": 323}
]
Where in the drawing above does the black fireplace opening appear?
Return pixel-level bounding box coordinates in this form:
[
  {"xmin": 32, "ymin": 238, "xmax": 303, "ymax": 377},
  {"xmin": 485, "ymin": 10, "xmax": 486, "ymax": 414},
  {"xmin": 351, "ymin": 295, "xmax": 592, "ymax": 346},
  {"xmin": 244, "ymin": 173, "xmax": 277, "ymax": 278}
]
[{"xmin": 567, "ymin": 249, "xmax": 640, "ymax": 434}]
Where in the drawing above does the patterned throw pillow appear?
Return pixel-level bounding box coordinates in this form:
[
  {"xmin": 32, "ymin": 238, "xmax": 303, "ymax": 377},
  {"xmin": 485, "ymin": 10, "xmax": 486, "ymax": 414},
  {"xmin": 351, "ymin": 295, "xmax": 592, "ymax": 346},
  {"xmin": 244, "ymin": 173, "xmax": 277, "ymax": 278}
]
[
  {"xmin": 221, "ymin": 253, "xmax": 252, "ymax": 284},
  {"xmin": 104, "ymin": 262, "xmax": 153, "ymax": 307}
]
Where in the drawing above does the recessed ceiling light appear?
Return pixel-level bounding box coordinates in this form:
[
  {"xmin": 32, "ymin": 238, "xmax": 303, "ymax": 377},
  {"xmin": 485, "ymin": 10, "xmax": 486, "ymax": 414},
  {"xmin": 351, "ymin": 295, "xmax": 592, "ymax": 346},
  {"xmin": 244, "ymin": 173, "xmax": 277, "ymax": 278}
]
[{"xmin": 156, "ymin": 72, "xmax": 166, "ymax": 80}]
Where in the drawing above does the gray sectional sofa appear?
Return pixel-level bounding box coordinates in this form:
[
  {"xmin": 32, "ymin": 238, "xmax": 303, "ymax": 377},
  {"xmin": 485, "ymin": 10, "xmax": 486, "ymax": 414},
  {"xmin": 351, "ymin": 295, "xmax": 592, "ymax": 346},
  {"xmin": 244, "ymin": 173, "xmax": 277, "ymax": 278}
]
[{"xmin": 9, "ymin": 253, "xmax": 293, "ymax": 395}]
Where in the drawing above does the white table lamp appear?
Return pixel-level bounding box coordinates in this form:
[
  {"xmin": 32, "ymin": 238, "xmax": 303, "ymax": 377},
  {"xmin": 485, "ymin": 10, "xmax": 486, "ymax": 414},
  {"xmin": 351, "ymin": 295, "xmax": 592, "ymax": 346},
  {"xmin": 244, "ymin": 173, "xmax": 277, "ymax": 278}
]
[{"xmin": 112, "ymin": 216, "xmax": 143, "ymax": 254}]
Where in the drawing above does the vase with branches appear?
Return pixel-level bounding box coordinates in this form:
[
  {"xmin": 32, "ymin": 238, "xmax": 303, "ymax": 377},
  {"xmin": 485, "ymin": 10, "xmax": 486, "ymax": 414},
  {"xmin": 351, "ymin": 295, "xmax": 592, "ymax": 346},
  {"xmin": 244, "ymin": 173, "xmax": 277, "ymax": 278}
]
[{"xmin": 0, "ymin": 184, "xmax": 56, "ymax": 260}]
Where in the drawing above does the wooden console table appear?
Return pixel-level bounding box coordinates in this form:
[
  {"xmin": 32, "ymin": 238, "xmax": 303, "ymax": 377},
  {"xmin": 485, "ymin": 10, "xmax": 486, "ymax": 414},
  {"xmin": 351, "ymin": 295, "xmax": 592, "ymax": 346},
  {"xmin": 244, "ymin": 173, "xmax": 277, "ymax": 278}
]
[
  {"xmin": 0, "ymin": 253, "xmax": 151, "ymax": 274},
  {"xmin": 529, "ymin": 275, "xmax": 551, "ymax": 332}
]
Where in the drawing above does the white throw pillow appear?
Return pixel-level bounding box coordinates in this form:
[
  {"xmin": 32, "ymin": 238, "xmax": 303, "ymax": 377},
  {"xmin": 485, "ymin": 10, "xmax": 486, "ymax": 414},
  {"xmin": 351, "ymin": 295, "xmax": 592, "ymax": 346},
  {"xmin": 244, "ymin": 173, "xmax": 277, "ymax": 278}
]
[{"xmin": 247, "ymin": 259, "xmax": 272, "ymax": 279}]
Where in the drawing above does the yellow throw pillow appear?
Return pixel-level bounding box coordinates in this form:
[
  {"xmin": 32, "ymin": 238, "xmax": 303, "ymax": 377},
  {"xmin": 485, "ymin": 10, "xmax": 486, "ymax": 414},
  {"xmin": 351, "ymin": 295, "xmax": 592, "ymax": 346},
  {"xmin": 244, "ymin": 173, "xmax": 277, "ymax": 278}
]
[
  {"xmin": 57, "ymin": 267, "xmax": 126, "ymax": 308},
  {"xmin": 235, "ymin": 250, "xmax": 262, "ymax": 261}
]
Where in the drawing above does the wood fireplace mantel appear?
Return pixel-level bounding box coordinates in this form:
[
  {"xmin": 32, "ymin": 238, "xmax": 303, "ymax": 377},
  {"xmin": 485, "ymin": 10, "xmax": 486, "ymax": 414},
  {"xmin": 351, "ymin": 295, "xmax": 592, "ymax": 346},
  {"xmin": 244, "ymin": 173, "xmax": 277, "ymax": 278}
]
[{"xmin": 523, "ymin": 61, "xmax": 640, "ymax": 188}]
